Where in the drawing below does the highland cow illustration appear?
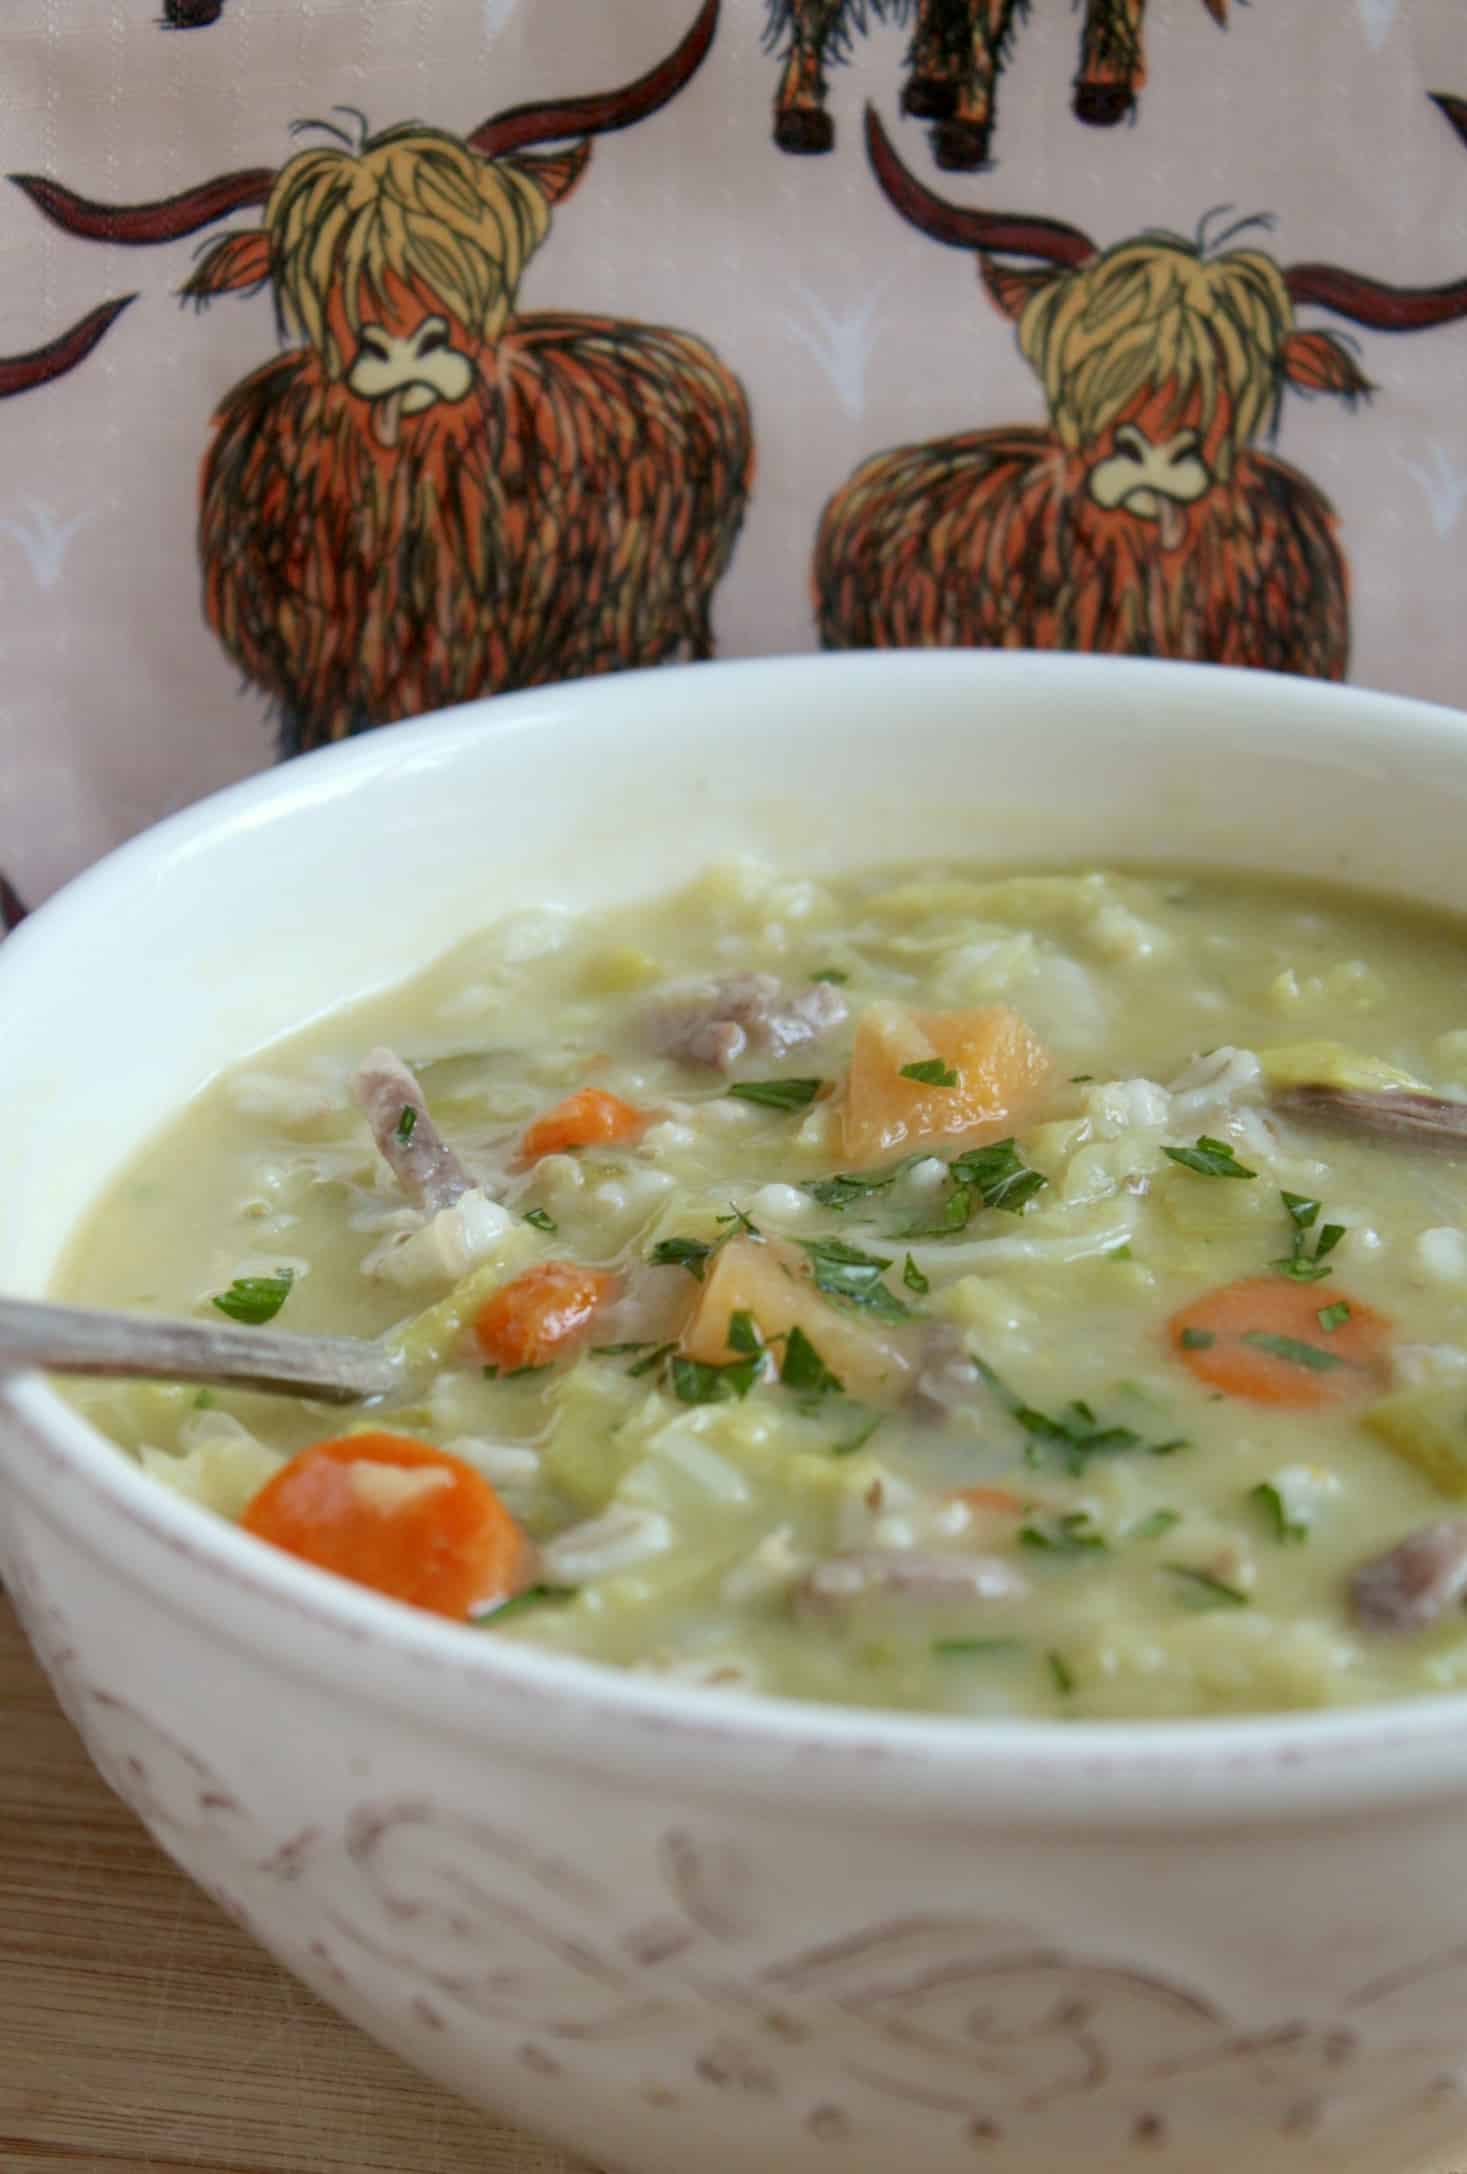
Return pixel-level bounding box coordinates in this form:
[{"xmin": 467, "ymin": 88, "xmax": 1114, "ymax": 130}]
[
  {"xmin": 0, "ymin": 871, "xmax": 26, "ymax": 932},
  {"xmin": 815, "ymin": 98, "xmax": 1467, "ymax": 677},
  {"xmin": 765, "ymin": 0, "xmax": 1233, "ymax": 171},
  {"xmin": 162, "ymin": 1, "xmax": 233, "ymax": 25},
  {"xmin": 13, "ymin": 1, "xmax": 751, "ymax": 755},
  {"xmin": 0, "ymin": 299, "xmax": 135, "ymax": 400}
]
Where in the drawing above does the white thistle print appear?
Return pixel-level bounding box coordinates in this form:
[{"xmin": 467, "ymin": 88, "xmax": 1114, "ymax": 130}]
[
  {"xmin": 1407, "ymin": 445, "xmax": 1467, "ymax": 539},
  {"xmin": 0, "ymin": 499, "xmax": 95, "ymax": 589},
  {"xmin": 781, "ymin": 282, "xmax": 888, "ymax": 420},
  {"xmin": 1357, "ymin": 0, "xmax": 1399, "ymax": 49}
]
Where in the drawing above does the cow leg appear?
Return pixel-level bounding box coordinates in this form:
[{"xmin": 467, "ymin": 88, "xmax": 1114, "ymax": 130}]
[
  {"xmin": 1074, "ymin": 0, "xmax": 1146, "ymax": 126},
  {"xmin": 773, "ymin": 0, "xmax": 840, "ymax": 154},
  {"xmin": 0, "ymin": 871, "xmax": 27, "ymax": 932},
  {"xmin": 903, "ymin": 0, "xmax": 961, "ymax": 119},
  {"xmin": 930, "ymin": 0, "xmax": 1023, "ymax": 171}
]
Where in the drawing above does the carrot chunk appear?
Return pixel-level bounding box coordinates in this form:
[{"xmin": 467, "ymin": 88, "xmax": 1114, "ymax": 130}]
[
  {"xmin": 842, "ymin": 1003, "xmax": 1050, "ymax": 1166},
  {"xmin": 1167, "ymin": 1276, "xmax": 1392, "ymax": 1409},
  {"xmin": 240, "ymin": 1431, "xmax": 533, "ymax": 1619},
  {"xmin": 521, "ymin": 1088, "xmax": 649, "ymax": 1163},
  {"xmin": 682, "ymin": 1235, "xmax": 912, "ymax": 1402},
  {"xmin": 473, "ymin": 1260, "xmax": 620, "ymax": 1372}
]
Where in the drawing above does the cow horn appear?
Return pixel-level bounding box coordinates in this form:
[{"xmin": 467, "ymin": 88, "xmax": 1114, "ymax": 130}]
[
  {"xmin": 468, "ymin": 0, "xmax": 718, "ymax": 157},
  {"xmin": 1284, "ymin": 95, "xmax": 1467, "ymax": 330},
  {"xmin": 864, "ymin": 106, "xmax": 1096, "ymax": 265},
  {"xmin": 0, "ymin": 872, "xmax": 27, "ymax": 931},
  {"xmin": 0, "ymin": 295, "xmax": 136, "ymax": 398},
  {"xmin": 10, "ymin": 167, "xmax": 274, "ymax": 246}
]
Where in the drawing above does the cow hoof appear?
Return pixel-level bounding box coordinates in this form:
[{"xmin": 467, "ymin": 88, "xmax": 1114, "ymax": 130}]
[
  {"xmin": 774, "ymin": 108, "xmax": 835, "ymax": 155},
  {"xmin": 1073, "ymin": 82, "xmax": 1135, "ymax": 126},
  {"xmin": 163, "ymin": 0, "xmax": 225, "ymax": 21},
  {"xmin": 902, "ymin": 74, "xmax": 958, "ymax": 120},
  {"xmin": 932, "ymin": 119, "xmax": 991, "ymax": 171}
]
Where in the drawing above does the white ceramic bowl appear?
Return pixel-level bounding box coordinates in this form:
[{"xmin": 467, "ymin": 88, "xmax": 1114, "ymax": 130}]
[{"xmin": 7, "ymin": 653, "xmax": 1467, "ymax": 2174}]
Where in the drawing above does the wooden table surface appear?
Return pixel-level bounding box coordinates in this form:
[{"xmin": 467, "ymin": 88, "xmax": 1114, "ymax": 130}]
[{"xmin": 5, "ymin": 1582, "xmax": 1467, "ymax": 2174}]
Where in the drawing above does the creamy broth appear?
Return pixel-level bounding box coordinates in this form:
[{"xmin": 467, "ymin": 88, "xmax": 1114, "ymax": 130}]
[{"xmin": 55, "ymin": 862, "xmax": 1467, "ymax": 1719}]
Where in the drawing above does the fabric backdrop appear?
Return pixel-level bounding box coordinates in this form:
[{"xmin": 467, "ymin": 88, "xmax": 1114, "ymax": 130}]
[{"xmin": 0, "ymin": 0, "xmax": 1464, "ymax": 912}]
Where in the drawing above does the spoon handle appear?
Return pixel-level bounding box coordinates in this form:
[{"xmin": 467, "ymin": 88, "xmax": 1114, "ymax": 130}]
[{"xmin": 0, "ymin": 1295, "xmax": 401, "ymax": 1406}]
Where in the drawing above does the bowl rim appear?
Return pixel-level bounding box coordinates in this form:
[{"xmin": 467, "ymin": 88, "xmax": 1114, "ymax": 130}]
[{"xmin": 12, "ymin": 648, "xmax": 1467, "ymax": 1824}]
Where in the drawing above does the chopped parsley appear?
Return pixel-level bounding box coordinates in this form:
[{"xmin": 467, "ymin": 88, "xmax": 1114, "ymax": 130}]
[
  {"xmin": 1163, "ymin": 1136, "xmax": 1257, "ymax": 1180},
  {"xmin": 1164, "ymin": 1564, "xmax": 1250, "ymax": 1610},
  {"xmin": 900, "ymin": 1058, "xmax": 959, "ymax": 1087},
  {"xmin": 1069, "ymin": 1073, "xmax": 1094, "ymax": 1083},
  {"xmin": 780, "ymin": 1325, "xmax": 844, "ymax": 1396},
  {"xmin": 478, "ymin": 1585, "xmax": 575, "ymax": 1626},
  {"xmin": 211, "ymin": 1270, "xmax": 294, "ymax": 1325},
  {"xmin": 932, "ymin": 1636, "xmax": 1024, "ymax": 1658},
  {"xmin": 716, "ymin": 1204, "xmax": 760, "ymax": 1236},
  {"xmin": 1047, "ymin": 1650, "xmax": 1075, "ymax": 1694},
  {"xmin": 726, "ymin": 1077, "xmax": 824, "ymax": 1111},
  {"xmin": 648, "ymin": 1235, "xmax": 715, "ymax": 1280},
  {"xmin": 522, "ymin": 1206, "xmax": 557, "ymax": 1233},
  {"xmin": 902, "ymin": 1252, "xmax": 930, "ymax": 1295},
  {"xmin": 830, "ymin": 1409, "xmax": 882, "ymax": 1457},
  {"xmin": 394, "ymin": 1103, "xmax": 417, "ymax": 1143},
  {"xmin": 1273, "ymin": 1191, "xmax": 1346, "ymax": 1282},
  {"xmin": 504, "ymin": 1363, "xmax": 549, "ymax": 1380},
  {"xmin": 805, "ymin": 1158, "xmax": 914, "ymax": 1210},
  {"xmin": 482, "ymin": 1363, "xmax": 499, "ymax": 1379},
  {"xmin": 949, "ymin": 1138, "xmax": 1048, "ymax": 1216},
  {"xmin": 1241, "ymin": 1330, "xmax": 1347, "ymax": 1374},
  {"xmin": 1318, "ymin": 1300, "xmax": 1351, "ymax": 1334},
  {"xmin": 193, "ymin": 1388, "xmax": 216, "ymax": 1411},
  {"xmin": 627, "ymin": 1340, "xmax": 679, "ymax": 1379},
  {"xmin": 1250, "ymin": 1480, "xmax": 1309, "ymax": 1544},
  {"xmin": 726, "ymin": 1308, "xmax": 763, "ymax": 1356},
  {"xmin": 591, "ymin": 1340, "xmax": 655, "ymax": 1357},
  {"xmin": 1019, "ymin": 1511, "xmax": 1108, "ymax": 1555},
  {"xmin": 669, "ymin": 1352, "xmax": 764, "ymax": 1404},
  {"xmin": 799, "ymin": 1237, "xmax": 910, "ymax": 1322},
  {"xmin": 1179, "ymin": 1326, "xmax": 1215, "ymax": 1351},
  {"xmin": 810, "ymin": 967, "xmax": 848, "ymax": 984},
  {"xmin": 1129, "ymin": 1508, "xmax": 1182, "ymax": 1542},
  {"xmin": 973, "ymin": 1356, "xmax": 1185, "ymax": 1475}
]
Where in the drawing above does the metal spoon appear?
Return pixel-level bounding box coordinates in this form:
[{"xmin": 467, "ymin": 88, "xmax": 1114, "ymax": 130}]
[{"xmin": 0, "ymin": 1295, "xmax": 401, "ymax": 1406}]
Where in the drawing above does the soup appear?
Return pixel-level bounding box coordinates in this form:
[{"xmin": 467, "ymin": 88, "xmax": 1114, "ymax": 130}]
[{"xmin": 55, "ymin": 860, "xmax": 1467, "ymax": 1719}]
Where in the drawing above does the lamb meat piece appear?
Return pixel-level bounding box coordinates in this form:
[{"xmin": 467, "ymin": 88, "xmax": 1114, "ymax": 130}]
[
  {"xmin": 1350, "ymin": 1519, "xmax": 1467, "ymax": 1633},
  {"xmin": 651, "ymin": 973, "xmax": 848, "ymax": 1073},
  {"xmin": 908, "ymin": 1321, "xmax": 983, "ymax": 1424},
  {"xmin": 353, "ymin": 1046, "xmax": 475, "ymax": 1215},
  {"xmin": 1277, "ymin": 1086, "xmax": 1467, "ymax": 1154},
  {"xmin": 794, "ymin": 1549, "xmax": 1028, "ymax": 1619}
]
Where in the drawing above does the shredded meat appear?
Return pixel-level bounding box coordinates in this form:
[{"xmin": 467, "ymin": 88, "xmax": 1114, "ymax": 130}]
[
  {"xmin": 794, "ymin": 1549, "xmax": 1028, "ymax": 1618},
  {"xmin": 651, "ymin": 974, "xmax": 847, "ymax": 1072},
  {"xmin": 1278, "ymin": 1086, "xmax": 1467, "ymax": 1153},
  {"xmin": 1350, "ymin": 1519, "xmax": 1467, "ymax": 1633},
  {"xmin": 908, "ymin": 1321, "xmax": 983, "ymax": 1424},
  {"xmin": 353, "ymin": 1046, "xmax": 475, "ymax": 1215}
]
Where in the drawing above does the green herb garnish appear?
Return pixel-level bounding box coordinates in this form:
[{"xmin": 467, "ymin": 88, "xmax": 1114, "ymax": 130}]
[
  {"xmin": 805, "ymin": 1158, "xmax": 914, "ymax": 1211},
  {"xmin": 726, "ymin": 1309, "xmax": 763, "ymax": 1357},
  {"xmin": 478, "ymin": 1584, "xmax": 575, "ymax": 1627},
  {"xmin": 482, "ymin": 1363, "xmax": 499, "ymax": 1379},
  {"xmin": 627, "ymin": 1340, "xmax": 679, "ymax": 1379},
  {"xmin": 211, "ymin": 1270, "xmax": 294, "ymax": 1325},
  {"xmin": 1179, "ymin": 1326, "xmax": 1215, "ymax": 1351},
  {"xmin": 1241, "ymin": 1331, "xmax": 1347, "ymax": 1374},
  {"xmin": 394, "ymin": 1103, "xmax": 417, "ymax": 1143},
  {"xmin": 1273, "ymin": 1190, "xmax": 1346, "ymax": 1281},
  {"xmin": 523, "ymin": 1206, "xmax": 557, "ymax": 1232},
  {"xmin": 1130, "ymin": 1508, "xmax": 1182, "ymax": 1542},
  {"xmin": 648, "ymin": 1235, "xmax": 715, "ymax": 1280},
  {"xmin": 591, "ymin": 1340, "xmax": 655, "ymax": 1357},
  {"xmin": 504, "ymin": 1363, "xmax": 550, "ymax": 1380},
  {"xmin": 949, "ymin": 1138, "xmax": 1048, "ymax": 1215},
  {"xmin": 1250, "ymin": 1481, "xmax": 1309, "ymax": 1544},
  {"xmin": 900, "ymin": 1058, "xmax": 959, "ymax": 1087},
  {"xmin": 193, "ymin": 1389, "xmax": 216, "ymax": 1411},
  {"xmin": 974, "ymin": 1357, "xmax": 1145, "ymax": 1475},
  {"xmin": 780, "ymin": 1325, "xmax": 843, "ymax": 1396},
  {"xmin": 726, "ymin": 1077, "xmax": 824, "ymax": 1111},
  {"xmin": 1163, "ymin": 1136, "xmax": 1258, "ymax": 1180},
  {"xmin": 669, "ymin": 1352, "xmax": 764, "ymax": 1405},
  {"xmin": 716, "ymin": 1204, "xmax": 761, "ymax": 1236},
  {"xmin": 932, "ymin": 1636, "xmax": 1025, "ymax": 1658},
  {"xmin": 1047, "ymin": 1650, "xmax": 1075, "ymax": 1694},
  {"xmin": 830, "ymin": 1409, "xmax": 883, "ymax": 1457},
  {"xmin": 1165, "ymin": 1564, "xmax": 1250, "ymax": 1610},
  {"xmin": 902, "ymin": 1252, "xmax": 930, "ymax": 1295},
  {"xmin": 1020, "ymin": 1511, "xmax": 1108, "ymax": 1555},
  {"xmin": 799, "ymin": 1238, "xmax": 910, "ymax": 1322},
  {"xmin": 1318, "ymin": 1301, "xmax": 1351, "ymax": 1334},
  {"xmin": 811, "ymin": 967, "xmax": 848, "ymax": 984},
  {"xmin": 1069, "ymin": 1074, "xmax": 1094, "ymax": 1083}
]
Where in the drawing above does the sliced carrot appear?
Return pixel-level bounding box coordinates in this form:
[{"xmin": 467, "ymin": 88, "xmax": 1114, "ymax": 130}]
[
  {"xmin": 681, "ymin": 1235, "xmax": 913, "ymax": 1403},
  {"xmin": 473, "ymin": 1260, "xmax": 621, "ymax": 1372},
  {"xmin": 240, "ymin": 1431, "xmax": 533, "ymax": 1619},
  {"xmin": 1167, "ymin": 1276, "xmax": 1392, "ymax": 1409},
  {"xmin": 842, "ymin": 1003, "xmax": 1050, "ymax": 1166},
  {"xmin": 521, "ymin": 1087, "xmax": 649, "ymax": 1163}
]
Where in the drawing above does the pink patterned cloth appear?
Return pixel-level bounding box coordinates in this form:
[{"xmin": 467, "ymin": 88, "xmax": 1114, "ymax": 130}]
[{"xmin": 1, "ymin": 0, "xmax": 1465, "ymax": 910}]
